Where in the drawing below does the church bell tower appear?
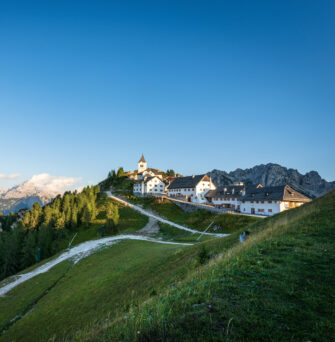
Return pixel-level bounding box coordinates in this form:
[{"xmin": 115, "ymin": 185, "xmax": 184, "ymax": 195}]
[{"xmin": 138, "ymin": 154, "xmax": 147, "ymax": 173}]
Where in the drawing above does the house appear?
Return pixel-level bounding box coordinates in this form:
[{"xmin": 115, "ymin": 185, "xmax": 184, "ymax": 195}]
[
  {"xmin": 205, "ymin": 185, "xmax": 246, "ymax": 210},
  {"xmin": 133, "ymin": 176, "xmax": 166, "ymax": 196},
  {"xmin": 206, "ymin": 184, "xmax": 311, "ymax": 216},
  {"xmin": 240, "ymin": 185, "xmax": 311, "ymax": 216},
  {"xmin": 132, "ymin": 155, "xmax": 167, "ymax": 196},
  {"xmin": 167, "ymin": 174, "xmax": 216, "ymax": 203},
  {"xmin": 128, "ymin": 155, "xmax": 165, "ymax": 181}
]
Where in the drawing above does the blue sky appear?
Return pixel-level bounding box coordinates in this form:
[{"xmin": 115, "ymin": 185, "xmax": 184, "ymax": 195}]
[{"xmin": 1, "ymin": 0, "xmax": 334, "ymax": 189}]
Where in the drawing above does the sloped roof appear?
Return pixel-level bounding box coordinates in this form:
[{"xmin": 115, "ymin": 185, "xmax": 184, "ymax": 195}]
[
  {"xmin": 138, "ymin": 154, "xmax": 146, "ymax": 163},
  {"xmin": 168, "ymin": 174, "xmax": 208, "ymax": 189},
  {"xmin": 205, "ymin": 185, "xmax": 245, "ymax": 198},
  {"xmin": 243, "ymin": 185, "xmax": 311, "ymax": 202}
]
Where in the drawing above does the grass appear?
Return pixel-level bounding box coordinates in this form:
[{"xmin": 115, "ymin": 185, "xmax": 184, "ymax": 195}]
[
  {"xmin": 129, "ymin": 196, "xmax": 259, "ymax": 233},
  {"xmin": 1, "ymin": 191, "xmax": 334, "ymax": 341},
  {"xmin": 0, "ymin": 239, "xmax": 218, "ymax": 342},
  {"xmin": 90, "ymin": 190, "xmax": 335, "ymax": 341}
]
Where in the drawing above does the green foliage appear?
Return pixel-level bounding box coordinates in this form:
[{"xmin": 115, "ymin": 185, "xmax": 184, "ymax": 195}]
[
  {"xmin": 197, "ymin": 244, "xmax": 209, "ymax": 265},
  {"xmin": 100, "ymin": 166, "xmax": 134, "ymax": 193},
  {"xmin": 0, "ymin": 185, "xmax": 122, "ymax": 282},
  {"xmin": 96, "ymin": 190, "xmax": 335, "ymax": 342},
  {"xmin": 166, "ymin": 169, "xmax": 175, "ymax": 177},
  {"xmin": 105, "ymin": 202, "xmax": 119, "ymax": 233},
  {"xmin": 21, "ymin": 231, "xmax": 37, "ymax": 269}
]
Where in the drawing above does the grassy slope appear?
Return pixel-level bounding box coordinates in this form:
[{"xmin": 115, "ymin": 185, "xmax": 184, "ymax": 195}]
[
  {"xmin": 0, "ymin": 236, "xmax": 237, "ymax": 342},
  {"xmin": 129, "ymin": 197, "xmax": 259, "ymax": 234},
  {"xmin": 96, "ymin": 190, "xmax": 335, "ymax": 341},
  {"xmin": 2, "ymin": 192, "xmax": 333, "ymax": 341}
]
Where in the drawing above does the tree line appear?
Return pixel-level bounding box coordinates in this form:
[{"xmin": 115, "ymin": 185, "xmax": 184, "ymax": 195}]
[{"xmin": 0, "ymin": 186, "xmax": 119, "ymax": 282}]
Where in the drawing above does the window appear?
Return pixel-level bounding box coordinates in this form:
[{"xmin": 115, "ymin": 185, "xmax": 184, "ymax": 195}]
[
  {"xmin": 256, "ymin": 200, "xmax": 259, "ymax": 204},
  {"xmin": 258, "ymin": 209, "xmax": 264, "ymax": 212},
  {"xmin": 251, "ymin": 201, "xmax": 254, "ymax": 203},
  {"xmin": 268, "ymin": 200, "xmax": 272, "ymax": 204},
  {"xmin": 261, "ymin": 200, "xmax": 264, "ymax": 203},
  {"xmin": 268, "ymin": 209, "xmax": 272, "ymax": 212}
]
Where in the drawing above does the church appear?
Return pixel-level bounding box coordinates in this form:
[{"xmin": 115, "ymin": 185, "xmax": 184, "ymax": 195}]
[{"xmin": 130, "ymin": 155, "xmax": 166, "ymax": 196}]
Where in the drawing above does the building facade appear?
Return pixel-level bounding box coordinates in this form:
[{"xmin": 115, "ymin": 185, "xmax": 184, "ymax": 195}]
[
  {"xmin": 206, "ymin": 184, "xmax": 311, "ymax": 216},
  {"xmin": 133, "ymin": 176, "xmax": 166, "ymax": 196},
  {"xmin": 167, "ymin": 174, "xmax": 216, "ymax": 203}
]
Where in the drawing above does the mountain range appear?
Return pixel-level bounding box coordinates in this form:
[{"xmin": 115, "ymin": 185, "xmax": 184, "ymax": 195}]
[
  {"xmin": 208, "ymin": 163, "xmax": 335, "ymax": 198},
  {"xmin": 1, "ymin": 164, "xmax": 333, "ymax": 213},
  {"xmin": 0, "ymin": 174, "xmax": 80, "ymax": 214}
]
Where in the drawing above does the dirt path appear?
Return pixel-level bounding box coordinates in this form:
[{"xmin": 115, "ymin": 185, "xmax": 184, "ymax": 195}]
[
  {"xmin": 139, "ymin": 216, "xmax": 160, "ymax": 234},
  {"xmin": 107, "ymin": 192, "xmax": 229, "ymax": 237},
  {"xmin": 0, "ymin": 235, "xmax": 191, "ymax": 297}
]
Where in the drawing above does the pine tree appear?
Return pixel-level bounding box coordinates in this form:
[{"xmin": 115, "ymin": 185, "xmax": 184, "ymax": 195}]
[
  {"xmin": 71, "ymin": 206, "xmax": 78, "ymax": 228},
  {"xmin": 38, "ymin": 224, "xmax": 53, "ymax": 259},
  {"xmin": 105, "ymin": 202, "xmax": 119, "ymax": 233},
  {"xmin": 21, "ymin": 232, "xmax": 37, "ymax": 269}
]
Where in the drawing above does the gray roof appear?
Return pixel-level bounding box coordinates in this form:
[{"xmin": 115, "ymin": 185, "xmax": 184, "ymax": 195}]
[
  {"xmin": 168, "ymin": 174, "xmax": 208, "ymax": 189},
  {"xmin": 243, "ymin": 185, "xmax": 311, "ymax": 202},
  {"xmin": 205, "ymin": 185, "xmax": 245, "ymax": 199}
]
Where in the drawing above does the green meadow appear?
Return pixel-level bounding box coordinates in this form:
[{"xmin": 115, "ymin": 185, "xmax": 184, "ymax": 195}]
[{"xmin": 0, "ymin": 191, "xmax": 334, "ymax": 341}]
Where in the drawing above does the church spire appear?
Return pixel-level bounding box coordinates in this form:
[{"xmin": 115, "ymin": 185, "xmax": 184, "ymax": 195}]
[{"xmin": 138, "ymin": 154, "xmax": 146, "ymax": 163}]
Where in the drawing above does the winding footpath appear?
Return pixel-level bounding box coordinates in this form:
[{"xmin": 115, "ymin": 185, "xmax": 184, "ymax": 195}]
[
  {"xmin": 107, "ymin": 192, "xmax": 229, "ymax": 237},
  {"xmin": 0, "ymin": 194, "xmax": 228, "ymax": 297},
  {"xmin": 0, "ymin": 235, "xmax": 192, "ymax": 297}
]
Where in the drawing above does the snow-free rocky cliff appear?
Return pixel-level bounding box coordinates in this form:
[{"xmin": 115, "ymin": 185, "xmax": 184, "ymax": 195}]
[{"xmin": 208, "ymin": 163, "xmax": 335, "ymax": 198}]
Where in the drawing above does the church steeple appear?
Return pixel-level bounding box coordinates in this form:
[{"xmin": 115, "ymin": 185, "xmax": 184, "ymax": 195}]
[
  {"xmin": 138, "ymin": 154, "xmax": 146, "ymax": 163},
  {"xmin": 138, "ymin": 154, "xmax": 147, "ymax": 173}
]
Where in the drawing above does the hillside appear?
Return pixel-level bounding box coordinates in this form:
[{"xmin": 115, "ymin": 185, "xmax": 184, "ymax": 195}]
[
  {"xmin": 209, "ymin": 163, "xmax": 335, "ymax": 198},
  {"xmin": 0, "ymin": 191, "xmax": 334, "ymax": 341}
]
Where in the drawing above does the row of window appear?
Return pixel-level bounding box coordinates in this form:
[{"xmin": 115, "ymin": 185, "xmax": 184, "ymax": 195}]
[
  {"xmin": 169, "ymin": 188, "xmax": 194, "ymax": 192},
  {"xmin": 242, "ymin": 208, "xmax": 273, "ymax": 213}
]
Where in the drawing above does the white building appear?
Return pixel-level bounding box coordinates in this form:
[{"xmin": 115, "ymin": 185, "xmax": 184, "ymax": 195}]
[
  {"xmin": 205, "ymin": 185, "xmax": 246, "ymax": 211},
  {"xmin": 132, "ymin": 155, "xmax": 166, "ymax": 196},
  {"xmin": 128, "ymin": 155, "xmax": 165, "ymax": 181},
  {"xmin": 167, "ymin": 174, "xmax": 216, "ymax": 204},
  {"xmin": 133, "ymin": 176, "xmax": 166, "ymax": 196},
  {"xmin": 206, "ymin": 184, "xmax": 311, "ymax": 216}
]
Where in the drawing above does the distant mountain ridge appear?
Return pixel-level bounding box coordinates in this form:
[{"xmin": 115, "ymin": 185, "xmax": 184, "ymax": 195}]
[
  {"xmin": 0, "ymin": 174, "xmax": 79, "ymax": 213},
  {"xmin": 208, "ymin": 163, "xmax": 335, "ymax": 198}
]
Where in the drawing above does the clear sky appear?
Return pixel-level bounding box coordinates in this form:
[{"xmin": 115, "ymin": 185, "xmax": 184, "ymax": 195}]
[{"xmin": 1, "ymin": 0, "xmax": 334, "ymax": 189}]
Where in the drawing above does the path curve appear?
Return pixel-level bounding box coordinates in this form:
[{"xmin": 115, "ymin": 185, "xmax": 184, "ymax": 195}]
[
  {"xmin": 107, "ymin": 192, "xmax": 229, "ymax": 237},
  {"xmin": 0, "ymin": 235, "xmax": 191, "ymax": 297}
]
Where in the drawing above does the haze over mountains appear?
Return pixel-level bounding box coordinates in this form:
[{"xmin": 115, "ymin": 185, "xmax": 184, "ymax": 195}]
[
  {"xmin": 0, "ymin": 174, "xmax": 80, "ymax": 213},
  {"xmin": 208, "ymin": 163, "xmax": 335, "ymax": 198}
]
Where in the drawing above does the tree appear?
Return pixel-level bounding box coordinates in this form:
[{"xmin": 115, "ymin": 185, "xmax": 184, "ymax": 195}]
[
  {"xmin": 43, "ymin": 206, "xmax": 53, "ymax": 227},
  {"xmin": 71, "ymin": 206, "xmax": 78, "ymax": 228},
  {"xmin": 166, "ymin": 169, "xmax": 176, "ymax": 177},
  {"xmin": 82, "ymin": 203, "xmax": 93, "ymax": 227},
  {"xmin": 38, "ymin": 224, "xmax": 53, "ymax": 259},
  {"xmin": 117, "ymin": 167, "xmax": 125, "ymax": 178},
  {"xmin": 21, "ymin": 232, "xmax": 37, "ymax": 269},
  {"xmin": 105, "ymin": 202, "xmax": 119, "ymax": 233},
  {"xmin": 54, "ymin": 212, "xmax": 65, "ymax": 230}
]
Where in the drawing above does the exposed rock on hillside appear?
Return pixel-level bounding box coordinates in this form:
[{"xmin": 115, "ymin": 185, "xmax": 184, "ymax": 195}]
[{"xmin": 208, "ymin": 163, "xmax": 335, "ymax": 198}]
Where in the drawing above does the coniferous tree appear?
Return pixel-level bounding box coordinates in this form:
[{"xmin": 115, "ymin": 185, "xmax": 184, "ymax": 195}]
[
  {"xmin": 21, "ymin": 231, "xmax": 37, "ymax": 269},
  {"xmin": 38, "ymin": 224, "xmax": 53, "ymax": 259}
]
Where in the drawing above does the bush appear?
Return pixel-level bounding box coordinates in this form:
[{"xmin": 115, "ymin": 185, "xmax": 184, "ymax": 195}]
[{"xmin": 197, "ymin": 245, "xmax": 210, "ymax": 265}]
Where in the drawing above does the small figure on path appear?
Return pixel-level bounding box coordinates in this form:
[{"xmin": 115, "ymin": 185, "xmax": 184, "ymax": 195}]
[{"xmin": 239, "ymin": 231, "xmax": 250, "ymax": 243}]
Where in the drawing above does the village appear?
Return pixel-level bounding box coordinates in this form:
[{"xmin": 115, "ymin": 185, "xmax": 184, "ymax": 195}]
[{"xmin": 126, "ymin": 155, "xmax": 311, "ymax": 217}]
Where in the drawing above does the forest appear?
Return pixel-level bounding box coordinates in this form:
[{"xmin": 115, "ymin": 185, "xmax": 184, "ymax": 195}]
[{"xmin": 0, "ymin": 186, "xmax": 119, "ymax": 282}]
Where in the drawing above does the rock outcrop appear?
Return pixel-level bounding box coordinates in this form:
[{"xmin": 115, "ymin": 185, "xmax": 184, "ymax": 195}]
[{"xmin": 208, "ymin": 163, "xmax": 335, "ymax": 198}]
